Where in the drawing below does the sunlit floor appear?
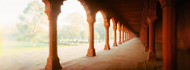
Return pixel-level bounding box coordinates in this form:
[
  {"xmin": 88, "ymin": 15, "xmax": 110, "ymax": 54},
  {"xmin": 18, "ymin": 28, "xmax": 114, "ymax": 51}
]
[
  {"xmin": 0, "ymin": 40, "xmax": 114, "ymax": 70},
  {"xmin": 61, "ymin": 38, "xmax": 151, "ymax": 70},
  {"xmin": 0, "ymin": 38, "xmax": 163, "ymax": 70}
]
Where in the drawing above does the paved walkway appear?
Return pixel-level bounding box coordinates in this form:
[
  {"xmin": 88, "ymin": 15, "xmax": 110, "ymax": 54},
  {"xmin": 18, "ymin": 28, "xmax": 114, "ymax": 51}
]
[
  {"xmin": 0, "ymin": 40, "xmax": 114, "ymax": 70},
  {"xmin": 0, "ymin": 38, "xmax": 155, "ymax": 70},
  {"xmin": 61, "ymin": 38, "xmax": 149, "ymax": 70}
]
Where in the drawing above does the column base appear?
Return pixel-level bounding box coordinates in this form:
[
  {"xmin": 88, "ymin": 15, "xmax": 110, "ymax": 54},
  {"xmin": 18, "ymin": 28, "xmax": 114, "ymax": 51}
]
[
  {"xmin": 118, "ymin": 41, "xmax": 122, "ymax": 44},
  {"xmin": 145, "ymin": 45, "xmax": 149, "ymax": 52},
  {"xmin": 86, "ymin": 49, "xmax": 96, "ymax": 56},
  {"xmin": 104, "ymin": 44, "xmax": 110, "ymax": 50},
  {"xmin": 113, "ymin": 42, "xmax": 117, "ymax": 47},
  {"xmin": 45, "ymin": 56, "xmax": 62, "ymax": 70},
  {"xmin": 147, "ymin": 51, "xmax": 157, "ymax": 61},
  {"xmin": 122, "ymin": 41, "xmax": 125, "ymax": 43}
]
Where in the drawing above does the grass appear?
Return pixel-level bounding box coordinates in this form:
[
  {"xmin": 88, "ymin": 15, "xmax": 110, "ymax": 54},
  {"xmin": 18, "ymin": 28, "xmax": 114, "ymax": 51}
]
[{"xmin": 1, "ymin": 41, "xmax": 88, "ymax": 55}]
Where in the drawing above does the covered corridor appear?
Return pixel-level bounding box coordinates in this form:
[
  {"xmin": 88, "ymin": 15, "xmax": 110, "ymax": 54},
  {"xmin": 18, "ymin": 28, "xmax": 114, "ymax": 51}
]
[
  {"xmin": 61, "ymin": 38, "xmax": 163, "ymax": 70},
  {"xmin": 42, "ymin": 0, "xmax": 190, "ymax": 70},
  {"xmin": 0, "ymin": 0, "xmax": 190, "ymax": 70}
]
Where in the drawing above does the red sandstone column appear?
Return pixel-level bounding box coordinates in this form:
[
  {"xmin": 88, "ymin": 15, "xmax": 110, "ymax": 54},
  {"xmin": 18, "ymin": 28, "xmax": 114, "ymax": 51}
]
[
  {"xmin": 118, "ymin": 22, "xmax": 122, "ymax": 44},
  {"xmin": 86, "ymin": 19, "xmax": 96, "ymax": 56},
  {"xmin": 122, "ymin": 25, "xmax": 125, "ymax": 43},
  {"xmin": 123, "ymin": 31, "xmax": 125, "ymax": 42},
  {"xmin": 125, "ymin": 30, "xmax": 127, "ymax": 42},
  {"xmin": 113, "ymin": 22, "xmax": 117, "ymax": 46},
  {"xmin": 104, "ymin": 20, "xmax": 110, "ymax": 50},
  {"xmin": 160, "ymin": 1, "xmax": 176, "ymax": 70},
  {"xmin": 147, "ymin": 17, "xmax": 157, "ymax": 61},
  {"xmin": 43, "ymin": 0, "xmax": 63, "ymax": 69},
  {"xmin": 144, "ymin": 25, "xmax": 149, "ymax": 52},
  {"xmin": 128, "ymin": 32, "xmax": 130, "ymax": 41},
  {"xmin": 126, "ymin": 30, "xmax": 129, "ymax": 41}
]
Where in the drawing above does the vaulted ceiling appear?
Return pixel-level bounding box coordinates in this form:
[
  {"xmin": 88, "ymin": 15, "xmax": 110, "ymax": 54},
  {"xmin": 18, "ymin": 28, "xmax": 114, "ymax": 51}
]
[{"xmin": 105, "ymin": 0, "xmax": 145, "ymax": 33}]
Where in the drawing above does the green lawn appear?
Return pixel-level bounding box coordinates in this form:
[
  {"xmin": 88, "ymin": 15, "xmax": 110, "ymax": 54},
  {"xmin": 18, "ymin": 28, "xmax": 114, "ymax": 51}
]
[{"xmin": 1, "ymin": 41, "xmax": 88, "ymax": 55}]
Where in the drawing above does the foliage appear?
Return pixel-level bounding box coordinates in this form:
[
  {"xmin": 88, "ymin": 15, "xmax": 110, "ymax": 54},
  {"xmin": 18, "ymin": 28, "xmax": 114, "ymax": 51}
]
[
  {"xmin": 95, "ymin": 18, "xmax": 105, "ymax": 41},
  {"xmin": 16, "ymin": 0, "xmax": 114, "ymax": 47},
  {"xmin": 16, "ymin": 0, "xmax": 48, "ymax": 46},
  {"xmin": 58, "ymin": 12, "xmax": 88, "ymax": 42}
]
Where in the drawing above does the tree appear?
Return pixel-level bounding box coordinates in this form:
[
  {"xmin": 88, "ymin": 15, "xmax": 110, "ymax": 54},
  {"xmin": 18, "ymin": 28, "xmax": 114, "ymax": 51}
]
[
  {"xmin": 16, "ymin": 0, "xmax": 48, "ymax": 46},
  {"xmin": 94, "ymin": 31, "xmax": 100, "ymax": 42},
  {"xmin": 60, "ymin": 12, "xmax": 87, "ymax": 42},
  {"xmin": 109, "ymin": 20, "xmax": 114, "ymax": 40},
  {"xmin": 80, "ymin": 26, "xmax": 89, "ymax": 41},
  {"xmin": 95, "ymin": 18, "xmax": 105, "ymax": 41}
]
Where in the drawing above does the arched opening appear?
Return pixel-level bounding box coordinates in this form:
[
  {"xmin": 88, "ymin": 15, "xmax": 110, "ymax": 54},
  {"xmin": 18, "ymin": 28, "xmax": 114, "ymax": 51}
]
[
  {"xmin": 0, "ymin": 0, "xmax": 90, "ymax": 69},
  {"xmin": 109, "ymin": 19, "xmax": 114, "ymax": 46},
  {"xmin": 57, "ymin": 0, "xmax": 89, "ymax": 63},
  {"xmin": 94, "ymin": 11, "xmax": 105, "ymax": 51},
  {"xmin": 116, "ymin": 21, "xmax": 119, "ymax": 42}
]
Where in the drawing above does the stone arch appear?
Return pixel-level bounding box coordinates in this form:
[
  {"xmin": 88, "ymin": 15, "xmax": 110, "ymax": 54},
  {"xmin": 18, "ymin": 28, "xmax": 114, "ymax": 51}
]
[
  {"xmin": 97, "ymin": 10, "xmax": 111, "ymax": 27},
  {"xmin": 111, "ymin": 17, "xmax": 118, "ymax": 30},
  {"xmin": 111, "ymin": 17, "xmax": 116, "ymax": 25},
  {"xmin": 99, "ymin": 10, "xmax": 109, "ymax": 22},
  {"xmin": 78, "ymin": 0, "xmax": 98, "ymax": 23}
]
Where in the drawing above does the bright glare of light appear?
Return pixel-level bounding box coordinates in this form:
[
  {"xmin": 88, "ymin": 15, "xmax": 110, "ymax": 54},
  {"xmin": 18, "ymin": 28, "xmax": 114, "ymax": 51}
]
[
  {"xmin": 96, "ymin": 12, "xmax": 104, "ymax": 20},
  {"xmin": 95, "ymin": 12, "xmax": 104, "ymax": 25},
  {"xmin": 0, "ymin": 0, "xmax": 37, "ymax": 25},
  {"xmin": 58, "ymin": 0, "xmax": 87, "ymax": 26}
]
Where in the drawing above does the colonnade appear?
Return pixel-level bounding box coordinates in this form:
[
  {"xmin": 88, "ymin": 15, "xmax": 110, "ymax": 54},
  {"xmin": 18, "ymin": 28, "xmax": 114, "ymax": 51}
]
[
  {"xmin": 42, "ymin": 0, "xmax": 177, "ymax": 70},
  {"xmin": 42, "ymin": 0, "xmax": 134, "ymax": 69},
  {"xmin": 146, "ymin": 0, "xmax": 177, "ymax": 70}
]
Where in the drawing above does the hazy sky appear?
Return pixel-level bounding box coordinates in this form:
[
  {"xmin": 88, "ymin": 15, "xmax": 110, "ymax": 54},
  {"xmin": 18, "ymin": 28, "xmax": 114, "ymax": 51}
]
[
  {"xmin": 0, "ymin": 0, "xmax": 34, "ymax": 24},
  {"xmin": 0, "ymin": 0, "xmax": 102, "ymax": 25}
]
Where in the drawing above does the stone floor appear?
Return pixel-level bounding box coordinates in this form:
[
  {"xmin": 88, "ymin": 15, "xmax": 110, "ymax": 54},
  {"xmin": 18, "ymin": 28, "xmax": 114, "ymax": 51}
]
[
  {"xmin": 0, "ymin": 40, "xmax": 114, "ymax": 70},
  {"xmin": 0, "ymin": 38, "xmax": 164, "ymax": 70},
  {"xmin": 60, "ymin": 38, "xmax": 163, "ymax": 70}
]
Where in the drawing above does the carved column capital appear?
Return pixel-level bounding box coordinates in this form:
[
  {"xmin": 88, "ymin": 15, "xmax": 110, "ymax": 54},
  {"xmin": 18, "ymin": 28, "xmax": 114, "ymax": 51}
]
[
  {"xmin": 147, "ymin": 16, "xmax": 157, "ymax": 24},
  {"xmin": 43, "ymin": 0, "xmax": 64, "ymax": 20},
  {"xmin": 104, "ymin": 20, "xmax": 110, "ymax": 28},
  {"xmin": 87, "ymin": 14, "xmax": 96, "ymax": 26},
  {"xmin": 159, "ymin": 0, "xmax": 176, "ymax": 8},
  {"xmin": 122, "ymin": 24, "xmax": 125, "ymax": 31},
  {"xmin": 118, "ymin": 22, "xmax": 121, "ymax": 31},
  {"xmin": 113, "ymin": 22, "xmax": 117, "ymax": 30}
]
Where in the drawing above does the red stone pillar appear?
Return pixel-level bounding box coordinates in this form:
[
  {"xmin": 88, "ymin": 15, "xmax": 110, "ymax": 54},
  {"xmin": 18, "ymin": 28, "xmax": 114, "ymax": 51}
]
[
  {"xmin": 86, "ymin": 18, "xmax": 96, "ymax": 56},
  {"xmin": 123, "ymin": 31, "xmax": 126, "ymax": 42},
  {"xmin": 125, "ymin": 30, "xmax": 127, "ymax": 42},
  {"xmin": 144, "ymin": 25, "xmax": 149, "ymax": 52},
  {"xmin": 104, "ymin": 20, "xmax": 110, "ymax": 50},
  {"xmin": 113, "ymin": 22, "xmax": 117, "ymax": 46},
  {"xmin": 43, "ymin": 0, "xmax": 63, "ymax": 69},
  {"xmin": 126, "ymin": 29, "xmax": 128, "ymax": 41},
  {"xmin": 128, "ymin": 32, "xmax": 130, "ymax": 40},
  {"xmin": 118, "ymin": 22, "xmax": 122, "ymax": 44},
  {"xmin": 160, "ymin": 1, "xmax": 176, "ymax": 69},
  {"xmin": 147, "ymin": 17, "xmax": 157, "ymax": 61},
  {"xmin": 122, "ymin": 25, "xmax": 125, "ymax": 43}
]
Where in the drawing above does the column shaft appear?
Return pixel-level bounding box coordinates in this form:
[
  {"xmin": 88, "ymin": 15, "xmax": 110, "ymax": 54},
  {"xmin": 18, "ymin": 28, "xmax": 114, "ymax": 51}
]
[
  {"xmin": 125, "ymin": 31, "xmax": 127, "ymax": 42},
  {"xmin": 162, "ymin": 6, "xmax": 176, "ymax": 70},
  {"xmin": 104, "ymin": 26, "xmax": 110, "ymax": 50},
  {"xmin": 147, "ymin": 20, "xmax": 156, "ymax": 61},
  {"xmin": 113, "ymin": 29, "xmax": 117, "ymax": 46},
  {"xmin": 122, "ymin": 30, "xmax": 125, "ymax": 43},
  {"xmin": 87, "ymin": 22, "xmax": 96, "ymax": 56},
  {"xmin": 43, "ymin": 0, "xmax": 63, "ymax": 69},
  {"xmin": 118, "ymin": 23, "xmax": 122, "ymax": 44}
]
